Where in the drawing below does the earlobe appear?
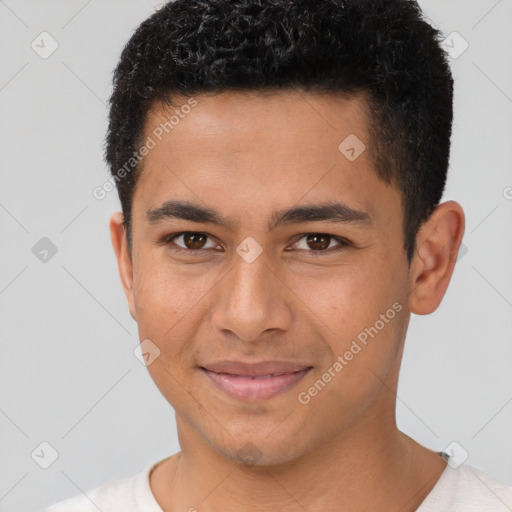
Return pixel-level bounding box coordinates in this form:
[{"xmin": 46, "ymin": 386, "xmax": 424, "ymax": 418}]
[
  {"xmin": 109, "ymin": 212, "xmax": 137, "ymax": 321},
  {"xmin": 408, "ymin": 201, "xmax": 465, "ymax": 315}
]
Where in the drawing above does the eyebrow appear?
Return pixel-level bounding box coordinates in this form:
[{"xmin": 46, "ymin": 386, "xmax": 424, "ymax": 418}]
[{"xmin": 146, "ymin": 200, "xmax": 373, "ymax": 231}]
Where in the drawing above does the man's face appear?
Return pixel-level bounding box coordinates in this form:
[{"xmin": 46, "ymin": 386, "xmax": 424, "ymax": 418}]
[{"xmin": 114, "ymin": 90, "xmax": 414, "ymax": 465}]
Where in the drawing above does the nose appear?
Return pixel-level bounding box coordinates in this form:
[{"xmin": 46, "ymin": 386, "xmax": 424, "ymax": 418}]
[{"xmin": 210, "ymin": 248, "xmax": 293, "ymax": 342}]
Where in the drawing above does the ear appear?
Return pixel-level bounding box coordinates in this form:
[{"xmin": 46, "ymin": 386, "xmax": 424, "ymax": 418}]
[
  {"xmin": 109, "ymin": 212, "xmax": 137, "ymax": 321},
  {"xmin": 408, "ymin": 200, "xmax": 465, "ymax": 315}
]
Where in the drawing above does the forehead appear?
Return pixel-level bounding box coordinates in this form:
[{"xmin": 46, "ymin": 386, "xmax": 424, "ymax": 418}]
[
  {"xmin": 132, "ymin": 90, "xmax": 401, "ymax": 229},
  {"xmin": 142, "ymin": 89, "xmax": 370, "ymax": 157}
]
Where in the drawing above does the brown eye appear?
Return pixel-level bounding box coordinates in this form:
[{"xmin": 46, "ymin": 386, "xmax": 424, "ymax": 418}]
[
  {"xmin": 183, "ymin": 232, "xmax": 208, "ymax": 249},
  {"xmin": 164, "ymin": 232, "xmax": 218, "ymax": 252},
  {"xmin": 306, "ymin": 233, "xmax": 331, "ymax": 250},
  {"xmin": 292, "ymin": 233, "xmax": 350, "ymax": 253}
]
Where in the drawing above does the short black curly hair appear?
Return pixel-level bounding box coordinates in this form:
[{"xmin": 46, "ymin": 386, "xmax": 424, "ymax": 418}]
[{"xmin": 104, "ymin": 0, "xmax": 453, "ymax": 265}]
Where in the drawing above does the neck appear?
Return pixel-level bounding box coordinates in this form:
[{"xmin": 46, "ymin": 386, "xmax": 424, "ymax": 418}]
[{"xmin": 155, "ymin": 402, "xmax": 446, "ymax": 512}]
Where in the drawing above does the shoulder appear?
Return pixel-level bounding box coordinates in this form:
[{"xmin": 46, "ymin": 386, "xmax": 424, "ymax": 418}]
[
  {"xmin": 418, "ymin": 463, "xmax": 512, "ymax": 511},
  {"xmin": 39, "ymin": 462, "xmax": 162, "ymax": 512}
]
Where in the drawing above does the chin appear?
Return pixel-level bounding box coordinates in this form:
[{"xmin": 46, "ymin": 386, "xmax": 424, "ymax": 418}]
[{"xmin": 213, "ymin": 432, "xmax": 312, "ymax": 469}]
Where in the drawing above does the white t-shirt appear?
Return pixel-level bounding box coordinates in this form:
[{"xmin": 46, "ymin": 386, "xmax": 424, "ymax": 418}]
[{"xmin": 40, "ymin": 458, "xmax": 512, "ymax": 511}]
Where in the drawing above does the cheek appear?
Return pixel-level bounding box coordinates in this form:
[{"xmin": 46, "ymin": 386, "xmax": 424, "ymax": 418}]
[
  {"xmin": 290, "ymin": 263, "xmax": 405, "ymax": 381},
  {"xmin": 132, "ymin": 256, "xmax": 206, "ymax": 324},
  {"xmin": 131, "ymin": 257, "xmax": 221, "ymax": 367},
  {"xmin": 288, "ymin": 265, "xmax": 377, "ymax": 339}
]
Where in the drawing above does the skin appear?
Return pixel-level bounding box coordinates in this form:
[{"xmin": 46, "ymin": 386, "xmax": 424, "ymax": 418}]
[{"xmin": 110, "ymin": 89, "xmax": 465, "ymax": 512}]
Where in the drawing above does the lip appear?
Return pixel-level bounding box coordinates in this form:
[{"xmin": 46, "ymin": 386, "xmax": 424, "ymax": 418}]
[
  {"xmin": 201, "ymin": 360, "xmax": 311, "ymax": 377},
  {"xmin": 200, "ymin": 361, "xmax": 313, "ymax": 401}
]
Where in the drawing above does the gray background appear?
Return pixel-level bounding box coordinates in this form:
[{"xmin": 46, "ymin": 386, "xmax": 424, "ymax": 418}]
[{"xmin": 0, "ymin": 1, "xmax": 511, "ymax": 510}]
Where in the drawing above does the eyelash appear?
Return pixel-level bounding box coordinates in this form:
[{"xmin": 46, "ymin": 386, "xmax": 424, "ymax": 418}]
[{"xmin": 159, "ymin": 232, "xmax": 352, "ymax": 256}]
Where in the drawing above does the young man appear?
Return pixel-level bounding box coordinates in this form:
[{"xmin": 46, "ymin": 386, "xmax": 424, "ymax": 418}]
[{"xmin": 43, "ymin": 0, "xmax": 512, "ymax": 510}]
